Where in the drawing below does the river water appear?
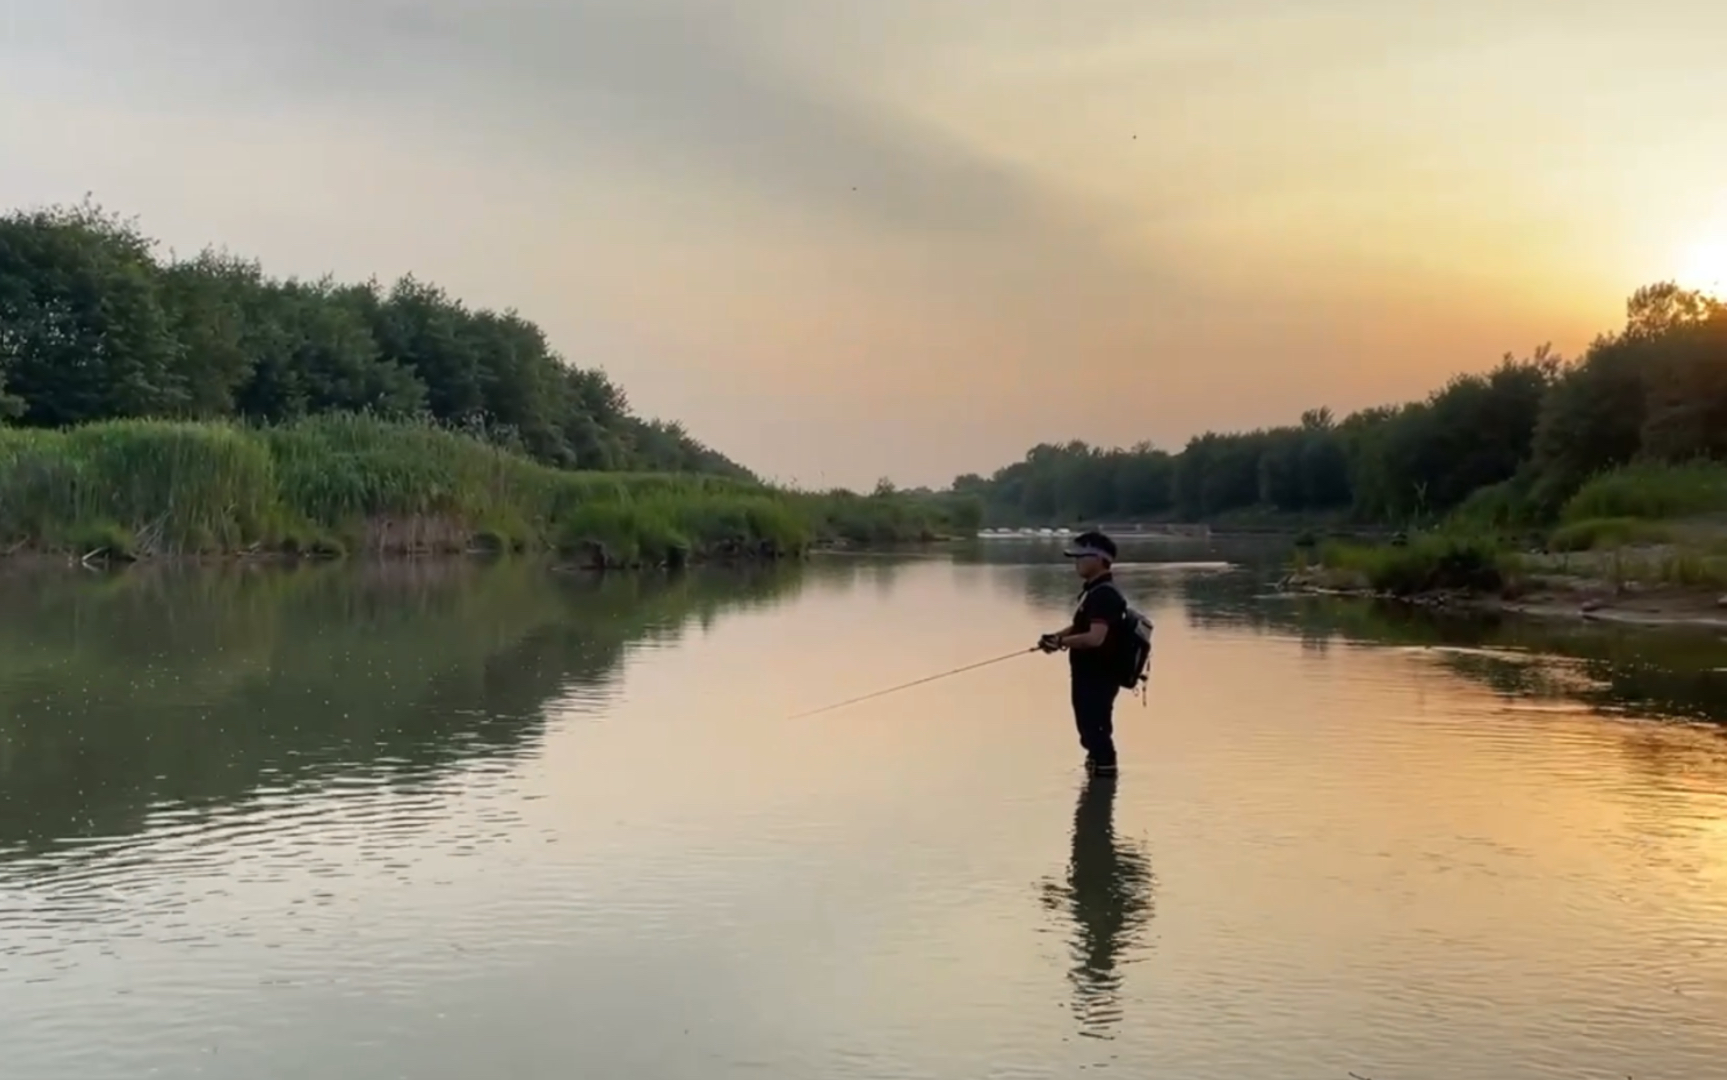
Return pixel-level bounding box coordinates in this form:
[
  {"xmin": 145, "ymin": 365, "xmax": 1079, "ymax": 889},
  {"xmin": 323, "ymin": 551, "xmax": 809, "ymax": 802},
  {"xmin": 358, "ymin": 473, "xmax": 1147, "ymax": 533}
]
[{"xmin": 3, "ymin": 542, "xmax": 1726, "ymax": 1080}]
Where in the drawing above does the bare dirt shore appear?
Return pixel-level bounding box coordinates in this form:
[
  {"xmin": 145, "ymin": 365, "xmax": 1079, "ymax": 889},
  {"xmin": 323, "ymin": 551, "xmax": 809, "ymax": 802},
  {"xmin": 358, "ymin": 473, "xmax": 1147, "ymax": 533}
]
[
  {"xmin": 1280, "ymin": 566, "xmax": 1727, "ymax": 631},
  {"xmin": 1502, "ymin": 584, "xmax": 1727, "ymax": 630}
]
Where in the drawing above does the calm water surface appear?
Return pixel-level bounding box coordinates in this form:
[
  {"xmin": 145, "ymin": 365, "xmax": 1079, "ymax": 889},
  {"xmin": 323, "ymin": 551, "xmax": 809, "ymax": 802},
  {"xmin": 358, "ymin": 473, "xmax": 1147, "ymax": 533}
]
[{"xmin": 4, "ymin": 543, "xmax": 1727, "ymax": 1079}]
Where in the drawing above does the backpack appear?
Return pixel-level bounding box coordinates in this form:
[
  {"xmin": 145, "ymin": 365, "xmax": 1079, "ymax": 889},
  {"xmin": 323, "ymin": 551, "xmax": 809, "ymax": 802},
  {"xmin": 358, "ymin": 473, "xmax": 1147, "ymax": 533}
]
[{"xmin": 1088, "ymin": 582, "xmax": 1155, "ymax": 691}]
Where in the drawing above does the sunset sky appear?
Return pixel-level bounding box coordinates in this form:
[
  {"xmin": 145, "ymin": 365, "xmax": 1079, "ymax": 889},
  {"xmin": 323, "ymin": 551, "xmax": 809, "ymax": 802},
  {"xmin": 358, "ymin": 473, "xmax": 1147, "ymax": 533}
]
[{"xmin": 4, "ymin": 0, "xmax": 1725, "ymax": 487}]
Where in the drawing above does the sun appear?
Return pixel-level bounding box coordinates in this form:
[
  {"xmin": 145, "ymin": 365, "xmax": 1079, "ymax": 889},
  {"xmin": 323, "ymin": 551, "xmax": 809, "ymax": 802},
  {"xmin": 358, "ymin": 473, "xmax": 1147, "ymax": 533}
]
[{"xmin": 1675, "ymin": 227, "xmax": 1727, "ymax": 296}]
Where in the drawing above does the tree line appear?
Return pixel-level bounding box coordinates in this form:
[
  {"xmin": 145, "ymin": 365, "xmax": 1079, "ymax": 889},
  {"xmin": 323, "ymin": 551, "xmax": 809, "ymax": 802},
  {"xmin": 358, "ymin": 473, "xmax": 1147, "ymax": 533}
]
[
  {"xmin": 953, "ymin": 283, "xmax": 1727, "ymax": 526},
  {"xmin": 0, "ymin": 201, "xmax": 750, "ymax": 478}
]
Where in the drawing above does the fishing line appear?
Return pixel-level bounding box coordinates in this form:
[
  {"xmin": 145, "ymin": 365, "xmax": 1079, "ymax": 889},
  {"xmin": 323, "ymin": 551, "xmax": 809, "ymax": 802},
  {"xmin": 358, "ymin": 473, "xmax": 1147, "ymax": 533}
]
[{"xmin": 788, "ymin": 647, "xmax": 1037, "ymax": 720}]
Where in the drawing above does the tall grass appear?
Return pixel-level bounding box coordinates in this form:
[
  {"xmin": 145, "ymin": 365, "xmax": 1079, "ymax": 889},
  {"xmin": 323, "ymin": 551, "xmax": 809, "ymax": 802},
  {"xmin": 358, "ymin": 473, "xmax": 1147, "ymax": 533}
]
[
  {"xmin": 0, "ymin": 421, "xmax": 277, "ymax": 554},
  {"xmin": 0, "ymin": 415, "xmax": 956, "ymax": 563},
  {"xmin": 1647, "ymin": 550, "xmax": 1727, "ymax": 590},
  {"xmin": 1562, "ymin": 462, "xmax": 1727, "ymax": 523},
  {"xmin": 1317, "ymin": 532, "xmax": 1507, "ymax": 597},
  {"xmin": 1447, "ymin": 477, "xmax": 1542, "ymax": 532},
  {"xmin": 1546, "ymin": 517, "xmax": 1675, "ymax": 554}
]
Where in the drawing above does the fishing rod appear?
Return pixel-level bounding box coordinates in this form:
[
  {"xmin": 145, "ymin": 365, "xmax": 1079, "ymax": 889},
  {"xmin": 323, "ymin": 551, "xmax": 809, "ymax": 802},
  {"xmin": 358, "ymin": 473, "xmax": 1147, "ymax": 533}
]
[{"xmin": 788, "ymin": 647, "xmax": 1038, "ymax": 720}]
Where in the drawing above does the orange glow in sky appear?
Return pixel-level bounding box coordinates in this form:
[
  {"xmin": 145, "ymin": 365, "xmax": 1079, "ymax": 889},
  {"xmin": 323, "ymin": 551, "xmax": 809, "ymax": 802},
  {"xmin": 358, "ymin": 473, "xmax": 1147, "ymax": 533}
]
[{"xmin": 3, "ymin": 2, "xmax": 1726, "ymax": 486}]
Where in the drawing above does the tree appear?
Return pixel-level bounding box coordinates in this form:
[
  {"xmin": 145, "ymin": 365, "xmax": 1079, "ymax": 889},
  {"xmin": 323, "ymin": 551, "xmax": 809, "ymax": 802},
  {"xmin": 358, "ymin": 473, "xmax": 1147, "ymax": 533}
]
[
  {"xmin": 1530, "ymin": 338, "xmax": 1646, "ymax": 506},
  {"xmin": 0, "ymin": 200, "xmax": 755, "ymax": 479},
  {"xmin": 369, "ymin": 276, "xmax": 485, "ymax": 424},
  {"xmin": 0, "ymin": 202, "xmax": 184, "ymax": 425},
  {"xmin": 1638, "ymin": 303, "xmax": 1727, "ymax": 463},
  {"xmin": 1624, "ymin": 281, "xmax": 1720, "ymax": 340},
  {"xmin": 231, "ymin": 278, "xmax": 425, "ymax": 422},
  {"xmin": 156, "ymin": 250, "xmax": 258, "ymax": 417}
]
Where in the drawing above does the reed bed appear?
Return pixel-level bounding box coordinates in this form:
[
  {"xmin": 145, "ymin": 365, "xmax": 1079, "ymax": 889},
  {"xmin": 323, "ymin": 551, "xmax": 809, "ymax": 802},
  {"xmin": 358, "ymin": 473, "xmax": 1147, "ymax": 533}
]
[{"xmin": 0, "ymin": 415, "xmax": 962, "ymax": 564}]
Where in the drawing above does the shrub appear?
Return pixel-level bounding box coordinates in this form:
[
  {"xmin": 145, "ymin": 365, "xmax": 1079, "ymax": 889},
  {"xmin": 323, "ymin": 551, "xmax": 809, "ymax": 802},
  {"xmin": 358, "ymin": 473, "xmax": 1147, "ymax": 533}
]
[
  {"xmin": 1449, "ymin": 476, "xmax": 1541, "ymax": 532},
  {"xmin": 1321, "ymin": 533, "xmax": 1506, "ymax": 596},
  {"xmin": 1562, "ymin": 462, "xmax": 1727, "ymax": 523}
]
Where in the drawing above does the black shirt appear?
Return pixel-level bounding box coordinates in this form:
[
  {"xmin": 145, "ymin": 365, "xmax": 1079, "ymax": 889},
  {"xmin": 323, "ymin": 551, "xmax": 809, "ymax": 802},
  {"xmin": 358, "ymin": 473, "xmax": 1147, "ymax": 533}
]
[{"xmin": 1069, "ymin": 572, "xmax": 1127, "ymax": 681}]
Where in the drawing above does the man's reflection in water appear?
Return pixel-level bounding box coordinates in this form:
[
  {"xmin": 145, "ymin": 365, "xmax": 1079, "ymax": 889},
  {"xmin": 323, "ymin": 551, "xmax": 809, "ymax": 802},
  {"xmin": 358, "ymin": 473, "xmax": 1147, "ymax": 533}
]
[{"xmin": 1039, "ymin": 775, "xmax": 1156, "ymax": 1039}]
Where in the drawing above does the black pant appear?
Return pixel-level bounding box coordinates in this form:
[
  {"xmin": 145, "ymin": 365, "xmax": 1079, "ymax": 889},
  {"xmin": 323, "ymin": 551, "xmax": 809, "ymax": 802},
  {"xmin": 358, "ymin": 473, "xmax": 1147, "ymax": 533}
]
[{"xmin": 1070, "ymin": 676, "xmax": 1120, "ymax": 767}]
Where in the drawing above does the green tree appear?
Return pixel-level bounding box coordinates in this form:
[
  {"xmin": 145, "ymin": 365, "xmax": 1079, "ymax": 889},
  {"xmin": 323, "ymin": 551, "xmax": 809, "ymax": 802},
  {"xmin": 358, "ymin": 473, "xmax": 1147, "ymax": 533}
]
[
  {"xmin": 0, "ymin": 200, "xmax": 752, "ymax": 479},
  {"xmin": 0, "ymin": 203, "xmax": 184, "ymax": 425},
  {"xmin": 156, "ymin": 250, "xmax": 257, "ymax": 417},
  {"xmin": 1111, "ymin": 444, "xmax": 1174, "ymax": 518},
  {"xmin": 369, "ymin": 276, "xmax": 486, "ymax": 424},
  {"xmin": 233, "ymin": 279, "xmax": 425, "ymax": 421}
]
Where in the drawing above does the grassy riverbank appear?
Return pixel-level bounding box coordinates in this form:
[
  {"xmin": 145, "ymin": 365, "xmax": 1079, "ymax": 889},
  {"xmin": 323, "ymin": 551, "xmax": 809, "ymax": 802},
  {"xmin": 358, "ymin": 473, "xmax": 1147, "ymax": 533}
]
[
  {"xmin": 1288, "ymin": 462, "xmax": 1727, "ymax": 626},
  {"xmin": 0, "ymin": 416, "xmax": 979, "ymax": 566}
]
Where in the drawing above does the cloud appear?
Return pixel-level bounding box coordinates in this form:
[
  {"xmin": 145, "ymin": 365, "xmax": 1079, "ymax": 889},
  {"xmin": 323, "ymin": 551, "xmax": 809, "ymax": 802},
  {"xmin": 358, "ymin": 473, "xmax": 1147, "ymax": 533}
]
[
  {"xmin": 5, "ymin": 1, "xmax": 1197, "ymax": 395},
  {"xmin": 14, "ymin": 0, "xmax": 1717, "ymax": 486},
  {"xmin": 10, "ymin": 2, "xmax": 1152, "ymax": 266}
]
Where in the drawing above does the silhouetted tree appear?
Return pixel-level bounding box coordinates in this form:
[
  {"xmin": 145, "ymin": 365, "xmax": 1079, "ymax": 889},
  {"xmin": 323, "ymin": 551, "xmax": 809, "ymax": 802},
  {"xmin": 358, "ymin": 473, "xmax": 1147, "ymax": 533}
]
[{"xmin": 954, "ymin": 285, "xmax": 1724, "ymax": 526}]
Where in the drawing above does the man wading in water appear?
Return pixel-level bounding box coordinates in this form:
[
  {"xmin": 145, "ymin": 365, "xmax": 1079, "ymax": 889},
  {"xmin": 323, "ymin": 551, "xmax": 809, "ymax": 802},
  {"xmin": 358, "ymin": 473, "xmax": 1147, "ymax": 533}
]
[{"xmin": 1039, "ymin": 531, "xmax": 1126, "ymax": 777}]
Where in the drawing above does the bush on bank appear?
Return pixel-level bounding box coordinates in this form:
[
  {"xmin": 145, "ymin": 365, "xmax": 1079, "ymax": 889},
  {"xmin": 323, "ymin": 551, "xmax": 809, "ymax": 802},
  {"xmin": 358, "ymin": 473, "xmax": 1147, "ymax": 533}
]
[
  {"xmin": 1314, "ymin": 533, "xmax": 1508, "ymax": 597},
  {"xmin": 1559, "ymin": 461, "xmax": 1727, "ymax": 525}
]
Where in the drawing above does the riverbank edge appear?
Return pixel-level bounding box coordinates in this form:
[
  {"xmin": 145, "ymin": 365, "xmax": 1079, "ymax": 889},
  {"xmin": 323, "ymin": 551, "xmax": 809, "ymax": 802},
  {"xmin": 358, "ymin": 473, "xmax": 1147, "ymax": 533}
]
[
  {"xmin": 0, "ymin": 530, "xmax": 970, "ymax": 572},
  {"xmin": 1277, "ymin": 566, "xmax": 1727, "ymax": 631},
  {"xmin": 0, "ymin": 417, "xmax": 986, "ymax": 567}
]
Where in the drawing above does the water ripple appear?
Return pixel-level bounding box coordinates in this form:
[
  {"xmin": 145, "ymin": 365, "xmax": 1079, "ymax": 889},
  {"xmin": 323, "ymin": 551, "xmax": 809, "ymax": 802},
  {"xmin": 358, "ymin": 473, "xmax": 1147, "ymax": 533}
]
[{"xmin": 4, "ymin": 560, "xmax": 1727, "ymax": 1079}]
